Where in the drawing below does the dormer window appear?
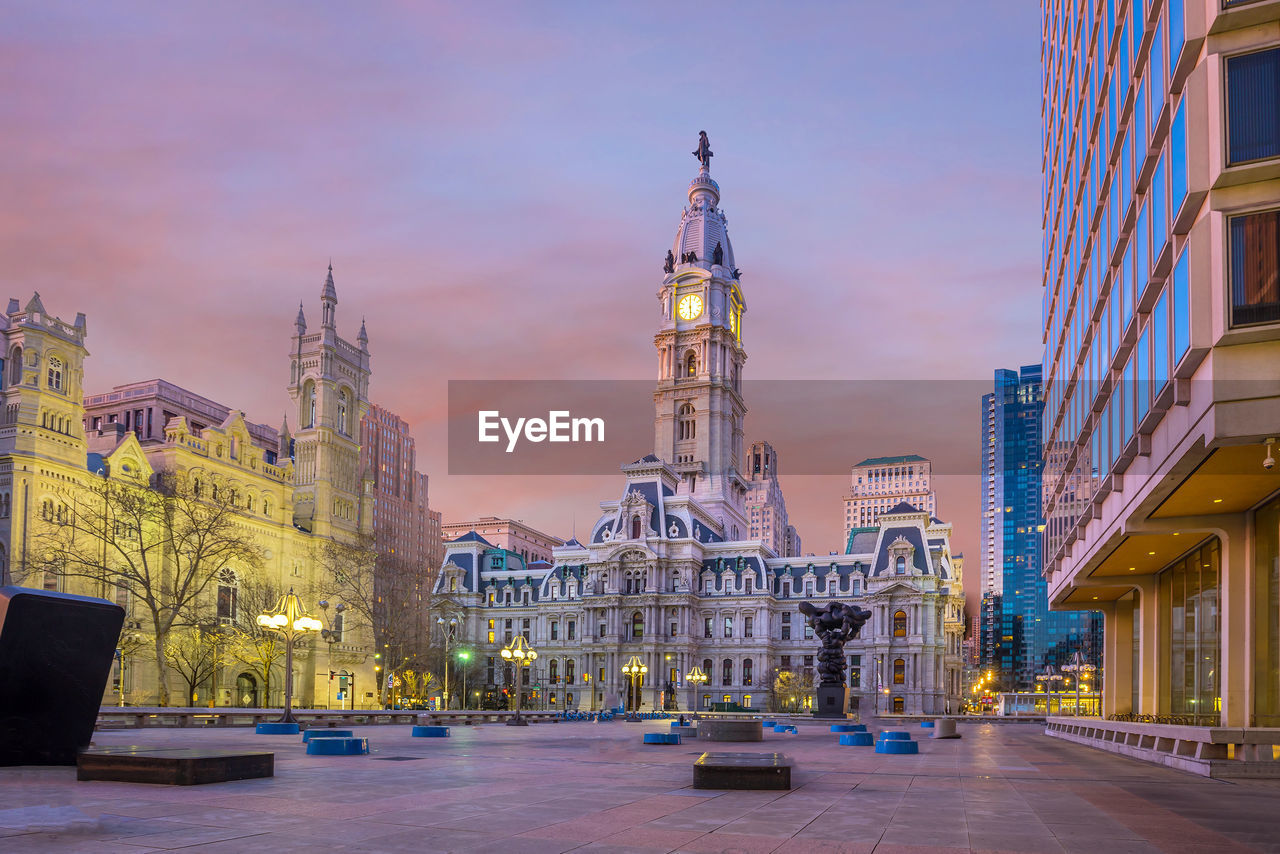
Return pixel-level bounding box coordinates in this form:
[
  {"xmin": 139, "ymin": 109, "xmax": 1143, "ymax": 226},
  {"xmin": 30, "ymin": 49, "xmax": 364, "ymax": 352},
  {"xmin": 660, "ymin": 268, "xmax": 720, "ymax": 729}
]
[{"xmin": 895, "ymin": 556, "xmax": 906, "ymax": 575}]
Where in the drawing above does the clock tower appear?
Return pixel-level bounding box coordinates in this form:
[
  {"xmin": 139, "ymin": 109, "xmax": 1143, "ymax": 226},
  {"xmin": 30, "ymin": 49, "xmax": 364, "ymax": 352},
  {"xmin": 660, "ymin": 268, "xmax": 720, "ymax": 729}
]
[{"xmin": 653, "ymin": 133, "xmax": 749, "ymax": 538}]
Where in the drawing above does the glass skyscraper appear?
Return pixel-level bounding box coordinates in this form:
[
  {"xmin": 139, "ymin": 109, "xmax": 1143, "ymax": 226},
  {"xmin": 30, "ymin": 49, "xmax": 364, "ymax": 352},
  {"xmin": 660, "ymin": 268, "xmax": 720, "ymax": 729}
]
[{"xmin": 980, "ymin": 366, "xmax": 1100, "ymax": 690}]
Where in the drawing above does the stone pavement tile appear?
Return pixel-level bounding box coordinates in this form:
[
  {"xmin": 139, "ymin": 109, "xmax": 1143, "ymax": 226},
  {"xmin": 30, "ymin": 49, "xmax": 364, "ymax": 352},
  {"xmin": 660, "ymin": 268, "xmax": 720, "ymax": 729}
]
[
  {"xmin": 966, "ymin": 831, "xmax": 1066, "ymax": 853},
  {"xmin": 869, "ymin": 845, "xmax": 971, "ymax": 854},
  {"xmin": 4, "ymin": 836, "xmax": 164, "ymax": 853},
  {"xmin": 584, "ymin": 825, "xmax": 707, "ymax": 851},
  {"xmin": 771, "ymin": 840, "xmax": 876, "ymax": 854},
  {"xmin": 516, "ymin": 817, "xmax": 623, "ymax": 843},
  {"xmin": 877, "ymin": 827, "xmax": 969, "ymax": 848},
  {"xmin": 673, "ymin": 830, "xmax": 788, "ymax": 854},
  {"xmin": 1042, "ymin": 820, "xmax": 1142, "ymax": 841},
  {"xmin": 1054, "ymin": 841, "xmax": 1166, "ymax": 854},
  {"xmin": 349, "ymin": 826, "xmax": 505, "ymax": 853},
  {"xmin": 108, "ymin": 824, "xmax": 267, "ymax": 849}
]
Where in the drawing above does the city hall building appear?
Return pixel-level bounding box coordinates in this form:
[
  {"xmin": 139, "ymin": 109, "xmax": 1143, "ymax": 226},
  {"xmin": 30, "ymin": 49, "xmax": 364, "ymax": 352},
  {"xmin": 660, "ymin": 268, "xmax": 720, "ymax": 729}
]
[{"xmin": 437, "ymin": 140, "xmax": 966, "ymax": 715}]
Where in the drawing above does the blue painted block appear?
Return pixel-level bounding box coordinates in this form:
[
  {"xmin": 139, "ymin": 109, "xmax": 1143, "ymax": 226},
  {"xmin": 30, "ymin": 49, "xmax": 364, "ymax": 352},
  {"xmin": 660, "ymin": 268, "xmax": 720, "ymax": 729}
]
[
  {"xmin": 305, "ymin": 736, "xmax": 369, "ymax": 756},
  {"xmin": 875, "ymin": 739, "xmax": 919, "ymax": 754},
  {"xmin": 878, "ymin": 731, "xmax": 911, "ymax": 741},
  {"xmin": 920, "ymin": 721, "xmax": 936, "ymax": 728},
  {"xmin": 839, "ymin": 732, "xmax": 875, "ymax": 746},
  {"xmin": 773, "ymin": 725, "xmax": 797, "ymax": 734},
  {"xmin": 302, "ymin": 728, "xmax": 353, "ymax": 742},
  {"xmin": 411, "ymin": 725, "xmax": 450, "ymax": 738},
  {"xmin": 643, "ymin": 732, "xmax": 680, "ymax": 745},
  {"xmin": 256, "ymin": 722, "xmax": 300, "ymax": 735},
  {"xmin": 830, "ymin": 724, "xmax": 859, "ymax": 733},
  {"xmin": 848, "ymin": 724, "xmax": 868, "ymax": 732},
  {"xmin": 762, "ymin": 720, "xmax": 776, "ymax": 727}
]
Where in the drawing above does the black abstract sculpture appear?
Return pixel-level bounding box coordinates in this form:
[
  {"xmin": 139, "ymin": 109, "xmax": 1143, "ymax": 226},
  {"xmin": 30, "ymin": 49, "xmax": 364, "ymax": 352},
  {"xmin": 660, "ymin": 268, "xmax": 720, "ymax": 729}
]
[{"xmin": 797, "ymin": 601, "xmax": 872, "ymax": 717}]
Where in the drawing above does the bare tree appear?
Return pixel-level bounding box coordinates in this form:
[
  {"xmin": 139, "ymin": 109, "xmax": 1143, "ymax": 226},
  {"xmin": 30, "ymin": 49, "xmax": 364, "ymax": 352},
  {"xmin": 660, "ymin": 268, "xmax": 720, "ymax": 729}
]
[
  {"xmin": 314, "ymin": 532, "xmax": 440, "ymax": 705},
  {"xmin": 164, "ymin": 623, "xmax": 229, "ymax": 707},
  {"xmin": 35, "ymin": 469, "xmax": 264, "ymax": 706},
  {"xmin": 770, "ymin": 670, "xmax": 815, "ymax": 713}
]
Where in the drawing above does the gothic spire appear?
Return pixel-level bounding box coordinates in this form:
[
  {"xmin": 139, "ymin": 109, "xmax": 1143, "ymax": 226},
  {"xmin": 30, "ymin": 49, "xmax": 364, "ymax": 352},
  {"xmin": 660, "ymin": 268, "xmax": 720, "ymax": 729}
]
[
  {"xmin": 357, "ymin": 316, "xmax": 368, "ymax": 350},
  {"xmin": 321, "ymin": 262, "xmax": 337, "ymax": 328},
  {"xmin": 295, "ymin": 301, "xmax": 307, "ymax": 334}
]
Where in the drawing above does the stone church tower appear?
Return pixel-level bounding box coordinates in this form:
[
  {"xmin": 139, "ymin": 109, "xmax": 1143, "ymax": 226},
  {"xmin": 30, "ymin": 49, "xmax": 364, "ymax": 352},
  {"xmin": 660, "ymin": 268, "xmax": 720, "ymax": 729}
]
[
  {"xmin": 287, "ymin": 265, "xmax": 372, "ymax": 537},
  {"xmin": 653, "ymin": 134, "xmax": 749, "ymax": 539}
]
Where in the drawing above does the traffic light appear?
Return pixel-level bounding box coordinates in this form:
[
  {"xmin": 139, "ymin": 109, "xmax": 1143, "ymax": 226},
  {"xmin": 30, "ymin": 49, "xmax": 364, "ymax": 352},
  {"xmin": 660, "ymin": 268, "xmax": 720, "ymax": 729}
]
[{"xmin": 329, "ymin": 670, "xmax": 335, "ymax": 681}]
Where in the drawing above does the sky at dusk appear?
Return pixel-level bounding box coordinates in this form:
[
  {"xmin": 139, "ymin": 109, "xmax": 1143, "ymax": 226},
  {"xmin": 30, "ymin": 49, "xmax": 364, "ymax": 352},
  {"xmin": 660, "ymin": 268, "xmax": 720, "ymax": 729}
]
[{"xmin": 1, "ymin": 2, "xmax": 1045, "ymax": 608}]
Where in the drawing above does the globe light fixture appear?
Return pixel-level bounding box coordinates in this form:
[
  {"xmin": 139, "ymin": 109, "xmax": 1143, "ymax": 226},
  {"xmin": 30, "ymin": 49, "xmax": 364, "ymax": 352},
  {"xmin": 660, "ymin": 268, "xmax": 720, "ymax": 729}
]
[
  {"xmin": 256, "ymin": 589, "xmax": 323, "ymax": 723},
  {"xmin": 500, "ymin": 635, "xmax": 537, "ymax": 725}
]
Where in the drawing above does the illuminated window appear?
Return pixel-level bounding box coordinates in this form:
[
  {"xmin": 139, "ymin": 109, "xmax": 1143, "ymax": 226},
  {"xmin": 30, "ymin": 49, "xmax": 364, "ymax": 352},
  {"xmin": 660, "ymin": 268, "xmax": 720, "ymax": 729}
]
[
  {"xmin": 893, "ymin": 611, "xmax": 907, "ymax": 637},
  {"xmin": 893, "ymin": 658, "xmax": 905, "ymax": 685}
]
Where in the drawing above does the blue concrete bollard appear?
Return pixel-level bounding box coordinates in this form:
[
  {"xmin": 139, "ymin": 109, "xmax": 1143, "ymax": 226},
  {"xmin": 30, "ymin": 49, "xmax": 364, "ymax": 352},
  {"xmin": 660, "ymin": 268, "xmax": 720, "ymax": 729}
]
[
  {"xmin": 839, "ymin": 732, "xmax": 875, "ymax": 746},
  {"xmin": 878, "ymin": 731, "xmax": 911, "ymax": 741},
  {"xmin": 643, "ymin": 732, "xmax": 680, "ymax": 745},
  {"xmin": 830, "ymin": 724, "xmax": 859, "ymax": 733},
  {"xmin": 762, "ymin": 720, "xmax": 776, "ymax": 727},
  {"xmin": 920, "ymin": 721, "xmax": 936, "ymax": 728},
  {"xmin": 773, "ymin": 725, "xmax": 797, "ymax": 734},
  {"xmin": 302, "ymin": 728, "xmax": 353, "ymax": 742},
  {"xmin": 875, "ymin": 739, "xmax": 920, "ymax": 754},
  {"xmin": 411, "ymin": 725, "xmax": 450, "ymax": 738},
  {"xmin": 305, "ymin": 736, "xmax": 369, "ymax": 755},
  {"xmin": 256, "ymin": 722, "xmax": 300, "ymax": 735}
]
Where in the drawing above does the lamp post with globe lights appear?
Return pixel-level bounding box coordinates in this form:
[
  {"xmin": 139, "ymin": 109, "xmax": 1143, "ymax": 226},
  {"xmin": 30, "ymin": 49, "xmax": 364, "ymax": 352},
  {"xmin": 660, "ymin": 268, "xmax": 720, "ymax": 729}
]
[
  {"xmin": 685, "ymin": 665, "xmax": 708, "ymax": 715},
  {"xmin": 1062, "ymin": 651, "xmax": 1097, "ymax": 717},
  {"xmin": 500, "ymin": 635, "xmax": 537, "ymax": 725},
  {"xmin": 256, "ymin": 590, "xmax": 323, "ymax": 723},
  {"xmin": 622, "ymin": 655, "xmax": 648, "ymax": 718}
]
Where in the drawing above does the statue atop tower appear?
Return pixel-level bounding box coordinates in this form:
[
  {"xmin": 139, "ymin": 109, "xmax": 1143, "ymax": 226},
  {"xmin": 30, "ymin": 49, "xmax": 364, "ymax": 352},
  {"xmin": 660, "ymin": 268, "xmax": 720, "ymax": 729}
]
[{"xmin": 693, "ymin": 131, "xmax": 713, "ymax": 169}]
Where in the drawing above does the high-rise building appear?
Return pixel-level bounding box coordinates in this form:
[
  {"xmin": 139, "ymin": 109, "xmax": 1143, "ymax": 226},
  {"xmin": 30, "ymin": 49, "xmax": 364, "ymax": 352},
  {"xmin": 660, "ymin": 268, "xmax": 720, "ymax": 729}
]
[
  {"xmin": 1039, "ymin": 0, "xmax": 1280, "ymax": 767},
  {"xmin": 744, "ymin": 441, "xmax": 799, "ymax": 557},
  {"xmin": 979, "ymin": 366, "xmax": 1099, "ymax": 690},
  {"xmin": 843, "ymin": 454, "xmax": 936, "ymax": 538}
]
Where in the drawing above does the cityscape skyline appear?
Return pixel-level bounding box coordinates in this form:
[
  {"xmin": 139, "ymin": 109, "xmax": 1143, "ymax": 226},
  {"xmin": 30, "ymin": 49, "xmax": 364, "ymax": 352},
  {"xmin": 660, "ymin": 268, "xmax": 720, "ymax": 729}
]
[{"xmin": 1, "ymin": 1, "xmax": 1045, "ymax": 580}]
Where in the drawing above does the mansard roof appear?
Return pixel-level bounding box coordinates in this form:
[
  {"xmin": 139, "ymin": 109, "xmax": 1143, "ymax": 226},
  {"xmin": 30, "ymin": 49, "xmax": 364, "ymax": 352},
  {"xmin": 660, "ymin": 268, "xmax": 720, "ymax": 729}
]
[
  {"xmin": 855, "ymin": 454, "xmax": 928, "ymax": 467},
  {"xmin": 448, "ymin": 531, "xmax": 493, "ymax": 546}
]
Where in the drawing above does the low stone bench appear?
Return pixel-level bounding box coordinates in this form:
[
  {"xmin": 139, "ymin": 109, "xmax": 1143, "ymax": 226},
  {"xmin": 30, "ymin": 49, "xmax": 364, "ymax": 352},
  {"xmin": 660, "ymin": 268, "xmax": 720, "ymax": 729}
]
[
  {"xmin": 698, "ymin": 720, "xmax": 763, "ymax": 742},
  {"xmin": 302, "ymin": 729, "xmax": 353, "ymax": 742},
  {"xmin": 411, "ymin": 725, "xmax": 450, "ymax": 738},
  {"xmin": 305, "ymin": 737, "xmax": 368, "ymax": 756},
  {"xmin": 670, "ymin": 724, "xmax": 697, "ymax": 738},
  {"xmin": 693, "ymin": 752, "xmax": 792, "ymax": 790},
  {"xmin": 643, "ymin": 732, "xmax": 681, "ymax": 745},
  {"xmin": 255, "ymin": 722, "xmax": 300, "ymax": 735},
  {"xmin": 77, "ymin": 747, "xmax": 273, "ymax": 785}
]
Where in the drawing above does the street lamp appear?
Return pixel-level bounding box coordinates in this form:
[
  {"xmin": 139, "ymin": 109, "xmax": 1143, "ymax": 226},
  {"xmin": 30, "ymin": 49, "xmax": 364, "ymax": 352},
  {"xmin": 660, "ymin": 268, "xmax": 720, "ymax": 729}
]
[
  {"xmin": 457, "ymin": 649, "xmax": 471, "ymax": 709},
  {"xmin": 686, "ymin": 665, "xmax": 707, "ymax": 713},
  {"xmin": 318, "ymin": 600, "xmax": 347, "ymax": 709},
  {"xmin": 622, "ymin": 655, "xmax": 648, "ymax": 717},
  {"xmin": 437, "ymin": 615, "xmax": 458, "ymax": 710},
  {"xmin": 256, "ymin": 589, "xmax": 323, "ymax": 723},
  {"xmin": 1062, "ymin": 651, "xmax": 1096, "ymax": 717},
  {"xmin": 500, "ymin": 635, "xmax": 537, "ymax": 726}
]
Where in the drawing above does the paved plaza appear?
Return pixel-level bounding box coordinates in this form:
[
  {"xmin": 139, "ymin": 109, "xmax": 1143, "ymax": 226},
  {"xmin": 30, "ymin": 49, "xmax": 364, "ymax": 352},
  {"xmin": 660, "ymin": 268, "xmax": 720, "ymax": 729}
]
[{"xmin": 1, "ymin": 720, "xmax": 1278, "ymax": 853}]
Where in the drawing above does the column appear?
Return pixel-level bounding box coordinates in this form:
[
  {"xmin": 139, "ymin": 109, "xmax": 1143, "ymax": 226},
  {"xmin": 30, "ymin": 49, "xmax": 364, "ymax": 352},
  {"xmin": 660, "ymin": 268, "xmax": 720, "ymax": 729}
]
[
  {"xmin": 1219, "ymin": 518, "xmax": 1250, "ymax": 728},
  {"xmin": 1103, "ymin": 599, "xmax": 1134, "ymax": 718},
  {"xmin": 1135, "ymin": 577, "xmax": 1160, "ymax": 716}
]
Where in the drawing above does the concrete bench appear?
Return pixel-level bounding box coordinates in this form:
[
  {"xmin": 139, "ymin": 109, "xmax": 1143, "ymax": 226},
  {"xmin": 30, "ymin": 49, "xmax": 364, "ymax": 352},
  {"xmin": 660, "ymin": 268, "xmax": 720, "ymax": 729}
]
[
  {"xmin": 411, "ymin": 725, "xmax": 450, "ymax": 738},
  {"xmin": 698, "ymin": 720, "xmax": 763, "ymax": 742},
  {"xmin": 643, "ymin": 732, "xmax": 681, "ymax": 745},
  {"xmin": 305, "ymin": 737, "xmax": 368, "ymax": 756},
  {"xmin": 302, "ymin": 728, "xmax": 353, "ymax": 742},
  {"xmin": 670, "ymin": 724, "xmax": 697, "ymax": 738},
  {"xmin": 693, "ymin": 752, "xmax": 792, "ymax": 790},
  {"xmin": 77, "ymin": 747, "xmax": 273, "ymax": 785},
  {"xmin": 839, "ymin": 732, "xmax": 875, "ymax": 746},
  {"xmin": 255, "ymin": 722, "xmax": 300, "ymax": 735}
]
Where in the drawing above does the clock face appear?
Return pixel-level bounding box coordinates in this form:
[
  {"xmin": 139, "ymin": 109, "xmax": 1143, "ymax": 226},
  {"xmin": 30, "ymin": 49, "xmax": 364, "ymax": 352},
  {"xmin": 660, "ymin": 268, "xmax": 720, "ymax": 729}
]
[{"xmin": 677, "ymin": 293, "xmax": 703, "ymax": 321}]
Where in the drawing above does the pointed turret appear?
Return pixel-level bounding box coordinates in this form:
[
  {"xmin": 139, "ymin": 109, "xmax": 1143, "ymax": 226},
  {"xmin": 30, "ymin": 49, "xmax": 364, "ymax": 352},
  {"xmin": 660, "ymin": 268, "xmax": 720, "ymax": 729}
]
[
  {"xmin": 295, "ymin": 302, "xmax": 307, "ymax": 334},
  {"xmin": 357, "ymin": 317, "xmax": 368, "ymax": 351},
  {"xmin": 321, "ymin": 263, "xmax": 337, "ymax": 329},
  {"xmin": 25, "ymin": 292, "xmax": 46, "ymax": 315},
  {"xmin": 278, "ymin": 415, "xmax": 292, "ymax": 461}
]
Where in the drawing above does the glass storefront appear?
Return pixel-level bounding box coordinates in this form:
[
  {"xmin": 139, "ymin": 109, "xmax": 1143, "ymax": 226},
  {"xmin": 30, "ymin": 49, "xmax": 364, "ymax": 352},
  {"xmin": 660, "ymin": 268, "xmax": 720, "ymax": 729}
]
[
  {"xmin": 1255, "ymin": 496, "xmax": 1280, "ymax": 726},
  {"xmin": 1160, "ymin": 539, "xmax": 1220, "ymax": 724}
]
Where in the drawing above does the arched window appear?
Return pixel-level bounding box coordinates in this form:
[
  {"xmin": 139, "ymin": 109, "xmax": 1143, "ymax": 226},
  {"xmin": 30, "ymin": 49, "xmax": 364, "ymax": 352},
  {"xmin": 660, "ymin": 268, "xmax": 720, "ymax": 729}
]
[
  {"xmin": 893, "ymin": 696, "xmax": 905, "ymax": 713},
  {"xmin": 263, "ymin": 499, "xmax": 271, "ymax": 517},
  {"xmin": 303, "ymin": 381, "xmax": 316, "ymax": 428},
  {"xmin": 216, "ymin": 568, "xmax": 238, "ymax": 622},
  {"xmin": 743, "ymin": 658, "xmax": 753, "ymax": 686},
  {"xmin": 549, "ymin": 660, "xmax": 559, "ymax": 683},
  {"xmin": 631, "ymin": 515, "xmax": 642, "ymax": 539},
  {"xmin": 685, "ymin": 351, "xmax": 697, "ymax": 377},
  {"xmin": 678, "ymin": 403, "xmax": 696, "ymax": 441},
  {"xmin": 895, "ymin": 556, "xmax": 906, "ymax": 575},
  {"xmin": 337, "ymin": 389, "xmax": 349, "ymax": 436},
  {"xmin": 722, "ymin": 658, "xmax": 733, "ymax": 686},
  {"xmin": 631, "ymin": 611, "xmax": 643, "ymax": 639},
  {"xmin": 893, "ymin": 610, "xmax": 907, "ymax": 637},
  {"xmin": 9, "ymin": 347, "xmax": 21, "ymax": 385},
  {"xmin": 702, "ymin": 658, "xmax": 712, "ymax": 681},
  {"xmin": 47, "ymin": 357, "xmax": 63, "ymax": 392},
  {"xmin": 893, "ymin": 658, "xmax": 905, "ymax": 684},
  {"xmin": 565, "ymin": 659, "xmax": 575, "ymax": 684}
]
